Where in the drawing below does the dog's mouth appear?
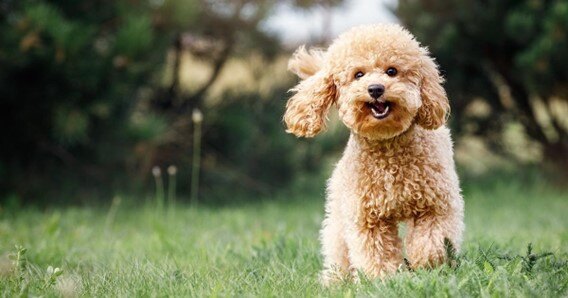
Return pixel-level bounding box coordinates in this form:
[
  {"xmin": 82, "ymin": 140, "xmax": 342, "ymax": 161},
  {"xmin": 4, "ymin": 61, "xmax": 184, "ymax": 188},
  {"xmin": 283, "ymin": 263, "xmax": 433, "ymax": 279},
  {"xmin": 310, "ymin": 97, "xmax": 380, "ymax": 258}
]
[{"xmin": 366, "ymin": 100, "xmax": 391, "ymax": 119}]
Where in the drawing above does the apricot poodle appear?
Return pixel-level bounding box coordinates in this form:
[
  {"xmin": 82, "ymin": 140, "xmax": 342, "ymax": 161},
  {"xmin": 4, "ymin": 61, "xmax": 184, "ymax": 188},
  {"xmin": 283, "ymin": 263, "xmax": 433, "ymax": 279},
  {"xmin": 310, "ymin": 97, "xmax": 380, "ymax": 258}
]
[{"xmin": 283, "ymin": 24, "xmax": 464, "ymax": 284}]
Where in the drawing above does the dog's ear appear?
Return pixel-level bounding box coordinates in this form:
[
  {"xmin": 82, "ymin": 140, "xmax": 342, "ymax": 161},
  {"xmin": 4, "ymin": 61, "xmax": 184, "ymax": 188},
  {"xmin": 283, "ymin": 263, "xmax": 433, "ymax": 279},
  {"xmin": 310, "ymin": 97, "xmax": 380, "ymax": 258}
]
[
  {"xmin": 284, "ymin": 68, "xmax": 336, "ymax": 138},
  {"xmin": 287, "ymin": 45, "xmax": 325, "ymax": 79},
  {"xmin": 416, "ymin": 50, "xmax": 450, "ymax": 130}
]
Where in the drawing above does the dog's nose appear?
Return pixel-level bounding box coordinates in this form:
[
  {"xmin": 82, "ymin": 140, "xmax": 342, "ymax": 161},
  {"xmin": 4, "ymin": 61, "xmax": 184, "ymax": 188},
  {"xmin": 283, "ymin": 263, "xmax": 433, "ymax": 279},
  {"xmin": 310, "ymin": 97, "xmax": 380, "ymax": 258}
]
[{"xmin": 368, "ymin": 84, "xmax": 385, "ymax": 99}]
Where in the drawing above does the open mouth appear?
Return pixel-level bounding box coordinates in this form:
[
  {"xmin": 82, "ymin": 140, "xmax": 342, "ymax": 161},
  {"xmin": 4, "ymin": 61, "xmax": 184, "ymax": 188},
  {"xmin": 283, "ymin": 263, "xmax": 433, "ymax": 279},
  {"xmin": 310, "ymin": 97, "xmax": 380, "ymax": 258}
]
[{"xmin": 366, "ymin": 100, "xmax": 391, "ymax": 119}]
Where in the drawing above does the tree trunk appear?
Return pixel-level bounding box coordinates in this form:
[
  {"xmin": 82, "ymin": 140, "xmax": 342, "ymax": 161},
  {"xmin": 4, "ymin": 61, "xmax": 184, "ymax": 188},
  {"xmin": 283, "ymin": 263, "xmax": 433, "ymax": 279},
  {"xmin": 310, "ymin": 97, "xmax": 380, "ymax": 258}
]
[
  {"xmin": 491, "ymin": 61, "xmax": 568, "ymax": 175},
  {"xmin": 542, "ymin": 142, "xmax": 568, "ymax": 181},
  {"xmin": 168, "ymin": 33, "xmax": 183, "ymax": 105},
  {"xmin": 179, "ymin": 40, "xmax": 233, "ymax": 114}
]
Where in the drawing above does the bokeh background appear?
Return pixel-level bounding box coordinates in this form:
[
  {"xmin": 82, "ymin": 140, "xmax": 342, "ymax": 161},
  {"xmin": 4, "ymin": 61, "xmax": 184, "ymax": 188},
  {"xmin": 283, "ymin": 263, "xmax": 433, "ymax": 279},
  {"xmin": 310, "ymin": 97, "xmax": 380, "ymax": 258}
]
[
  {"xmin": 1, "ymin": 1, "xmax": 567, "ymax": 296},
  {"xmin": 1, "ymin": 0, "xmax": 567, "ymax": 206}
]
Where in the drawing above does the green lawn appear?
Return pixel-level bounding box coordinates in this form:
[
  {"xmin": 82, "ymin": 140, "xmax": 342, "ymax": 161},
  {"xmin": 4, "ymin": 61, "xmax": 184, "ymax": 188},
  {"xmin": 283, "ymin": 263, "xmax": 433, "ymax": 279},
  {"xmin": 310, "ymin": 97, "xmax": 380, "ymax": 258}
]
[{"xmin": 1, "ymin": 176, "xmax": 567, "ymax": 297}]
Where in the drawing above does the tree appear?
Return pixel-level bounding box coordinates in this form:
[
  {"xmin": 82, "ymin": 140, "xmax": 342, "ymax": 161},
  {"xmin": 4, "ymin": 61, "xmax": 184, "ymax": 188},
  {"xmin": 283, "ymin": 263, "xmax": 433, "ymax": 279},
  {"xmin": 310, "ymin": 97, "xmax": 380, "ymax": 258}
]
[
  {"xmin": 0, "ymin": 0, "xmax": 172, "ymax": 201},
  {"xmin": 145, "ymin": 0, "xmax": 348, "ymax": 199},
  {"xmin": 155, "ymin": 0, "xmax": 346, "ymax": 114},
  {"xmin": 397, "ymin": 0, "xmax": 568, "ymax": 173},
  {"xmin": 0, "ymin": 0, "xmax": 349, "ymax": 203}
]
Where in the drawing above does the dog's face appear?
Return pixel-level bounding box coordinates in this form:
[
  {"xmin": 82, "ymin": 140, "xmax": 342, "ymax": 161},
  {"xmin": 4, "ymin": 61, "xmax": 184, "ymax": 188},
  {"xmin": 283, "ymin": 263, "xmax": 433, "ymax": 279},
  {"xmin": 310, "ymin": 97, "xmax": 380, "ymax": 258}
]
[
  {"xmin": 284, "ymin": 24, "xmax": 449, "ymax": 140},
  {"xmin": 329, "ymin": 41, "xmax": 423, "ymax": 140}
]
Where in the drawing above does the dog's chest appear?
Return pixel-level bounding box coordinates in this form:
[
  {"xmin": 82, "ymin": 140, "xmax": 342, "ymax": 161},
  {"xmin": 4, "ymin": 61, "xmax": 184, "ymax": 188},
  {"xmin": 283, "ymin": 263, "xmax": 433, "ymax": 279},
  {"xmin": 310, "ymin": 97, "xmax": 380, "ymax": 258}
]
[{"xmin": 353, "ymin": 146, "xmax": 449, "ymax": 222}]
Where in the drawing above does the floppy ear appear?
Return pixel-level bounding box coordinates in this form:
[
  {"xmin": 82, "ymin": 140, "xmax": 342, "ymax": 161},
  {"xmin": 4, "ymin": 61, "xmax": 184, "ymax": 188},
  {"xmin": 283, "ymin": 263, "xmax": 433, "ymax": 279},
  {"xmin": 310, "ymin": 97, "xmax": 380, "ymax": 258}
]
[
  {"xmin": 284, "ymin": 69, "xmax": 337, "ymax": 138},
  {"xmin": 287, "ymin": 45, "xmax": 325, "ymax": 79},
  {"xmin": 416, "ymin": 51, "xmax": 450, "ymax": 130}
]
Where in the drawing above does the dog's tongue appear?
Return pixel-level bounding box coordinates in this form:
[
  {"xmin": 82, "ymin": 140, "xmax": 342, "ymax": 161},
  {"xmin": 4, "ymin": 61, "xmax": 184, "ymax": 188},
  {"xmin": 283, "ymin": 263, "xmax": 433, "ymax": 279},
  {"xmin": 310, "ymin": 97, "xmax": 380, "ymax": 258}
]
[
  {"xmin": 373, "ymin": 102, "xmax": 388, "ymax": 114},
  {"xmin": 369, "ymin": 100, "xmax": 390, "ymax": 119}
]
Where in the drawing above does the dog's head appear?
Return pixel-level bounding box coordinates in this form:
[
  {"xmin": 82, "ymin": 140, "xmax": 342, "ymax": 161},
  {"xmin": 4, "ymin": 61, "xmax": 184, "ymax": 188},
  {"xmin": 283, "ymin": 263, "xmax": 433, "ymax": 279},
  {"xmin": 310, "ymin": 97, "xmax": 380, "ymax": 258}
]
[{"xmin": 284, "ymin": 24, "xmax": 449, "ymax": 140}]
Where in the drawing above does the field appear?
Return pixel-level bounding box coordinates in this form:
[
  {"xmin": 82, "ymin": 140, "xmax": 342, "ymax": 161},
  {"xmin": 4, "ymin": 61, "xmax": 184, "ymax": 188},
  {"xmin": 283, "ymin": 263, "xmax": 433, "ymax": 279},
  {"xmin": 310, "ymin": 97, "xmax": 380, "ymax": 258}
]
[{"xmin": 1, "ymin": 175, "xmax": 567, "ymax": 297}]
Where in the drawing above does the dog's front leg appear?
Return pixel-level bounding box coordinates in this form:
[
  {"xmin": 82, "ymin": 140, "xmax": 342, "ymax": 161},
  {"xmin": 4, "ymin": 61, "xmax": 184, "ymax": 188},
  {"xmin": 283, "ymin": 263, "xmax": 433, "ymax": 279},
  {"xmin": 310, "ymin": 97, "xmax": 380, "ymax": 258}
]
[
  {"xmin": 344, "ymin": 219, "xmax": 403, "ymax": 279},
  {"xmin": 319, "ymin": 186, "xmax": 352, "ymax": 285},
  {"xmin": 404, "ymin": 210, "xmax": 463, "ymax": 269},
  {"xmin": 320, "ymin": 212, "xmax": 350, "ymax": 285}
]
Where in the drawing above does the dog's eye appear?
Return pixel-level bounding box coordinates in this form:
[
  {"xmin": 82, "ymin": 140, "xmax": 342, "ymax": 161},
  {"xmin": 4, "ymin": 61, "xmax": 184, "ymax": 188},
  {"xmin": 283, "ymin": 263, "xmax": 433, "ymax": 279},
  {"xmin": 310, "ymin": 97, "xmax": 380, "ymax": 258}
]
[
  {"xmin": 354, "ymin": 71, "xmax": 364, "ymax": 79},
  {"xmin": 386, "ymin": 67, "xmax": 397, "ymax": 77}
]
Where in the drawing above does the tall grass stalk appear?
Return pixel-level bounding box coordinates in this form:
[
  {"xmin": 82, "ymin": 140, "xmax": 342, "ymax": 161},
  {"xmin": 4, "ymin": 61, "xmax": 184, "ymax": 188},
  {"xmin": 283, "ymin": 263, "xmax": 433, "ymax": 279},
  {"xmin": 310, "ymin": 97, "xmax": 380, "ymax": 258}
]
[
  {"xmin": 104, "ymin": 196, "xmax": 122, "ymax": 230},
  {"xmin": 191, "ymin": 109, "xmax": 203, "ymax": 206},
  {"xmin": 167, "ymin": 165, "xmax": 177, "ymax": 207},
  {"xmin": 152, "ymin": 166, "xmax": 165, "ymax": 210}
]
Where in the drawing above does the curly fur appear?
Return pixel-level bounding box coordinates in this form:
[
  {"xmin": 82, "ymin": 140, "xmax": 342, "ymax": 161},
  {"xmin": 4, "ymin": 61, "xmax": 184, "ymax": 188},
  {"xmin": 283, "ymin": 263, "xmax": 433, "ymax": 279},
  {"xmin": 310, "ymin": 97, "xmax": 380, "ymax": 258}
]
[{"xmin": 283, "ymin": 24, "xmax": 464, "ymax": 284}]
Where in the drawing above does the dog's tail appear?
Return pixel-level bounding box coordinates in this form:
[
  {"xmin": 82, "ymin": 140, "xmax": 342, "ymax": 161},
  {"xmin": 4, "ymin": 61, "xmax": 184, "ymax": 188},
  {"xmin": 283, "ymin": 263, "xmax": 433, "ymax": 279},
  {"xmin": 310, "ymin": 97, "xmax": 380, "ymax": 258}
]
[{"xmin": 287, "ymin": 45, "xmax": 325, "ymax": 79}]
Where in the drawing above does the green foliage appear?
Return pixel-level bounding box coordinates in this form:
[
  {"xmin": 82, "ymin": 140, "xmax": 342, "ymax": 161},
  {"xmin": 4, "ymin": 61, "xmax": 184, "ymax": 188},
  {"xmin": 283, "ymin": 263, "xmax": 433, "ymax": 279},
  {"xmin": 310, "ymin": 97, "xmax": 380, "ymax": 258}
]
[
  {"xmin": 202, "ymin": 89, "xmax": 307, "ymax": 198},
  {"xmin": 197, "ymin": 86, "xmax": 349, "ymax": 201},
  {"xmin": 114, "ymin": 16, "xmax": 154, "ymax": 59},
  {"xmin": 399, "ymin": 0, "xmax": 568, "ymax": 91},
  {"xmin": 0, "ymin": 176, "xmax": 566, "ymax": 296},
  {"xmin": 519, "ymin": 243, "xmax": 554, "ymax": 275},
  {"xmin": 397, "ymin": 0, "xmax": 568, "ymax": 170},
  {"xmin": 127, "ymin": 113, "xmax": 169, "ymax": 142},
  {"xmin": 444, "ymin": 237, "xmax": 460, "ymax": 268},
  {"xmin": 0, "ymin": 1, "xmax": 172, "ymax": 200},
  {"xmin": 505, "ymin": 0, "xmax": 568, "ymax": 93},
  {"xmin": 0, "ymin": 0, "xmax": 341, "ymax": 204},
  {"xmin": 157, "ymin": 0, "xmax": 200, "ymax": 28},
  {"xmin": 53, "ymin": 106, "xmax": 89, "ymax": 145}
]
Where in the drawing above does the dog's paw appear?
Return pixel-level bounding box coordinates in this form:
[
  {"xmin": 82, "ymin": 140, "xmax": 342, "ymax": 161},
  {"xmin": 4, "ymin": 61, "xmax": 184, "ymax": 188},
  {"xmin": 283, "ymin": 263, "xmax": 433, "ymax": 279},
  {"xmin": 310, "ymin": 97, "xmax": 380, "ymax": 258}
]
[{"xmin": 319, "ymin": 268, "xmax": 350, "ymax": 287}]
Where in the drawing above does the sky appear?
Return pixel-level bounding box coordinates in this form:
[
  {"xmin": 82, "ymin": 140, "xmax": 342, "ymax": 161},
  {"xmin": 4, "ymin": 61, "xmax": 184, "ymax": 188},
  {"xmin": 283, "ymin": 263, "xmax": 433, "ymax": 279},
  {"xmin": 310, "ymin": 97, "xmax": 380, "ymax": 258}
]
[{"xmin": 263, "ymin": 0, "xmax": 398, "ymax": 46}]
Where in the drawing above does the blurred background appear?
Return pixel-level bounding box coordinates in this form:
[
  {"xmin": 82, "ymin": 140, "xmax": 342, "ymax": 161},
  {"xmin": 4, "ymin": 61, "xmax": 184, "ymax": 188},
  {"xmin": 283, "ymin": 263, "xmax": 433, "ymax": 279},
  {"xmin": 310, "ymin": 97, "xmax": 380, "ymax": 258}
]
[{"xmin": 1, "ymin": 0, "xmax": 567, "ymax": 206}]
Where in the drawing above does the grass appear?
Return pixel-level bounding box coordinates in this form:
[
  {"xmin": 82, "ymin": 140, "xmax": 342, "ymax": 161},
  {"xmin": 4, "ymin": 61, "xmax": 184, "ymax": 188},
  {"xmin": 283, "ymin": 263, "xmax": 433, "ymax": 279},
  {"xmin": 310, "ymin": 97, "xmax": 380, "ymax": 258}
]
[{"xmin": 1, "ymin": 175, "xmax": 567, "ymax": 297}]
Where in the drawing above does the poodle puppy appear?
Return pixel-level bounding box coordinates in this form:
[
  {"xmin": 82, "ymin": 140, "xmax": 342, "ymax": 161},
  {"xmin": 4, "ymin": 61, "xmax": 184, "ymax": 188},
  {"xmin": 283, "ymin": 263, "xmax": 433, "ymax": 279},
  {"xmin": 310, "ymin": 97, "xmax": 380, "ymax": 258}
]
[{"xmin": 283, "ymin": 24, "xmax": 464, "ymax": 284}]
